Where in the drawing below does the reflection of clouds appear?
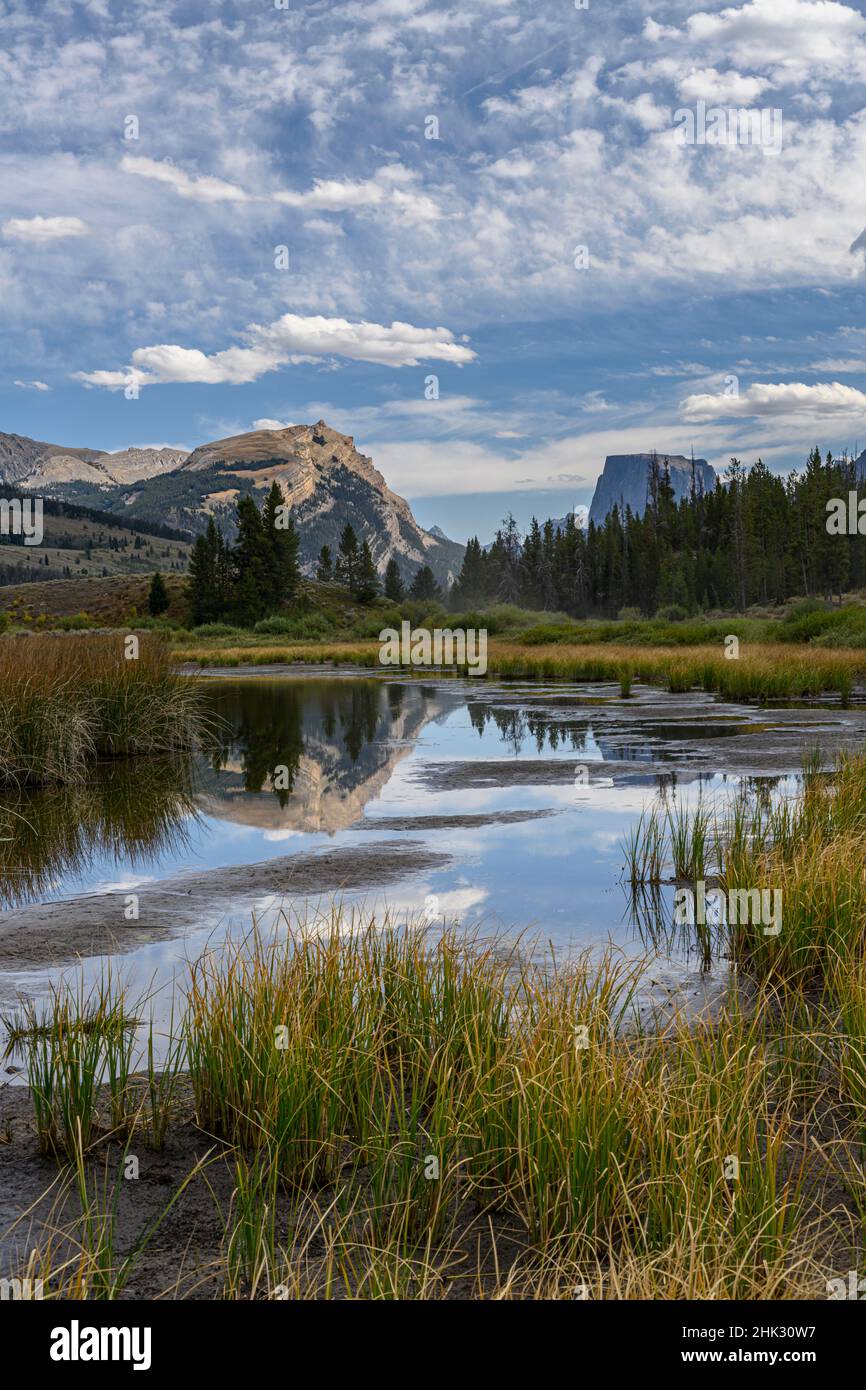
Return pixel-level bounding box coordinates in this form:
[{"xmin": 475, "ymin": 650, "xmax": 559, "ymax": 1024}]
[
  {"xmin": 588, "ymin": 831, "xmax": 623, "ymax": 853},
  {"xmin": 89, "ymin": 874, "xmax": 157, "ymax": 895}
]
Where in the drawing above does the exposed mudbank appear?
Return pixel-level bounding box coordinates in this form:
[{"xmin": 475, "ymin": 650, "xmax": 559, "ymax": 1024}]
[
  {"xmin": 0, "ymin": 841, "xmax": 449, "ymax": 973},
  {"xmin": 354, "ymin": 809, "xmax": 555, "ymax": 831}
]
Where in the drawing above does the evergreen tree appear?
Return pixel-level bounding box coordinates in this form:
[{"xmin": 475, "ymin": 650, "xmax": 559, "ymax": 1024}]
[
  {"xmin": 335, "ymin": 522, "xmax": 359, "ymax": 591},
  {"xmin": 316, "ymin": 545, "xmax": 333, "ymax": 582},
  {"xmin": 186, "ymin": 518, "xmax": 225, "ymax": 625},
  {"xmin": 450, "ymin": 537, "xmax": 488, "ymax": 608},
  {"xmin": 355, "ymin": 540, "xmax": 380, "ymax": 603},
  {"xmin": 384, "ymin": 556, "xmax": 405, "ymax": 601},
  {"xmin": 231, "ymin": 495, "xmax": 270, "ymax": 626},
  {"xmin": 409, "ymin": 564, "xmax": 441, "ymax": 601},
  {"xmin": 147, "ymin": 570, "xmax": 170, "ymax": 616},
  {"xmin": 262, "ymin": 481, "xmax": 301, "ymax": 609}
]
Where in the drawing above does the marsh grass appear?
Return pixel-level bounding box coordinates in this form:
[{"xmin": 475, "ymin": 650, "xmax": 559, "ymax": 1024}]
[
  {"xmin": 0, "ymin": 969, "xmax": 198, "ymax": 1161},
  {"xmin": 175, "ymin": 636, "xmax": 866, "ymax": 704},
  {"xmin": 0, "ymin": 634, "xmax": 208, "ymax": 788},
  {"xmin": 175, "ymin": 911, "xmax": 837, "ymax": 1296},
  {"xmin": 4, "ymin": 913, "xmax": 860, "ymax": 1298},
  {"xmin": 1, "ymin": 976, "xmax": 142, "ymax": 1158},
  {"xmin": 8, "ymin": 818, "xmax": 866, "ymax": 1302}
]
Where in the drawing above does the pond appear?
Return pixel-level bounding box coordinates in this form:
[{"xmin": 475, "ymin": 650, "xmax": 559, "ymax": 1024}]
[{"xmin": 3, "ymin": 667, "xmax": 866, "ymax": 1062}]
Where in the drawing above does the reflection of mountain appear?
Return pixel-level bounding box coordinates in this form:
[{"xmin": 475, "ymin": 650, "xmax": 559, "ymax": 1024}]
[{"xmin": 197, "ymin": 679, "xmax": 451, "ymax": 834}]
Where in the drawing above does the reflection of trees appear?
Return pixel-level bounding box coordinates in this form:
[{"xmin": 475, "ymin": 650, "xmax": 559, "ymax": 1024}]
[
  {"xmin": 207, "ymin": 684, "xmax": 304, "ymax": 808},
  {"xmin": 203, "ymin": 680, "xmax": 426, "ymax": 812},
  {"xmin": 465, "ymin": 702, "xmax": 591, "ymax": 757},
  {"xmin": 0, "ymin": 758, "xmax": 198, "ymax": 909},
  {"xmin": 341, "ymin": 684, "xmax": 381, "ymax": 763}
]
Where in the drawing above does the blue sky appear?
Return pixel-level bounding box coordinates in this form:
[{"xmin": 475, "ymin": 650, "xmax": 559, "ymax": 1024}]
[{"xmin": 2, "ymin": 0, "xmax": 866, "ymax": 540}]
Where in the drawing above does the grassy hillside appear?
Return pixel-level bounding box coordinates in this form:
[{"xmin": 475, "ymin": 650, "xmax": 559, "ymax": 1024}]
[
  {"xmin": 0, "ymin": 496, "xmax": 191, "ymax": 587},
  {"xmin": 0, "ymin": 573, "xmax": 190, "ymax": 626}
]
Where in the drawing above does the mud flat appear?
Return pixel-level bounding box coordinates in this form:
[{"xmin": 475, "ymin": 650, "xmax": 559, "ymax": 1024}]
[{"xmin": 0, "ymin": 841, "xmax": 449, "ymax": 973}]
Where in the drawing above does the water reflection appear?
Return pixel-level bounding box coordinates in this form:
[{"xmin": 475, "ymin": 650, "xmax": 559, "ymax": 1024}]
[
  {"xmin": 0, "ymin": 759, "xmax": 198, "ymax": 909},
  {"xmin": 198, "ymin": 678, "xmax": 449, "ymax": 832}
]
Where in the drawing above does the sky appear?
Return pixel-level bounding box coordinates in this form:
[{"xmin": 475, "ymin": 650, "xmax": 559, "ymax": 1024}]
[{"xmin": 2, "ymin": 0, "xmax": 866, "ymax": 541}]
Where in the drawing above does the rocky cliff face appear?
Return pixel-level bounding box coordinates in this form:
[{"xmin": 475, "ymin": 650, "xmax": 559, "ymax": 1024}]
[
  {"xmin": 175, "ymin": 420, "xmax": 464, "ymax": 587},
  {"xmin": 588, "ymin": 453, "xmax": 716, "ymax": 526},
  {"xmin": 0, "ymin": 422, "xmax": 464, "ymax": 590}
]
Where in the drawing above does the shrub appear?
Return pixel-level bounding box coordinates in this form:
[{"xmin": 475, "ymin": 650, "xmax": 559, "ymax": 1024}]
[
  {"xmin": 192, "ymin": 622, "xmax": 245, "ymax": 638},
  {"xmin": 47, "ymin": 613, "xmax": 94, "ymax": 632},
  {"xmin": 617, "ymin": 606, "xmax": 642, "ymax": 622},
  {"xmin": 782, "ymin": 598, "xmax": 831, "ymax": 624},
  {"xmin": 654, "ymin": 603, "xmax": 689, "ymax": 623},
  {"xmin": 253, "ymin": 613, "xmax": 336, "ymax": 639}
]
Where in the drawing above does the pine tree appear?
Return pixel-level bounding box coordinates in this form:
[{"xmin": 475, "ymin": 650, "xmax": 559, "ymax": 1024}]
[
  {"xmin": 262, "ymin": 481, "xmax": 300, "ymax": 610},
  {"xmin": 450, "ymin": 537, "xmax": 488, "ymax": 609},
  {"xmin": 147, "ymin": 570, "xmax": 170, "ymax": 616},
  {"xmin": 409, "ymin": 564, "xmax": 441, "ymax": 601},
  {"xmin": 186, "ymin": 519, "xmax": 223, "ymax": 625},
  {"xmin": 384, "ymin": 556, "xmax": 405, "ymax": 601},
  {"xmin": 231, "ymin": 495, "xmax": 270, "ymax": 626},
  {"xmin": 335, "ymin": 523, "xmax": 359, "ymax": 591},
  {"xmin": 355, "ymin": 540, "xmax": 380, "ymax": 603},
  {"xmin": 316, "ymin": 545, "xmax": 333, "ymax": 582}
]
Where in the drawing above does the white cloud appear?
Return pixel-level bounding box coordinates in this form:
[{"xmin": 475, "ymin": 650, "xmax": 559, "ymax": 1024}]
[
  {"xmin": 3, "ymin": 215, "xmax": 89, "ymax": 241},
  {"xmin": 13, "ymin": 378, "xmax": 50, "ymax": 391},
  {"xmin": 120, "ymin": 155, "xmax": 251, "ymax": 204},
  {"xmin": 683, "ymin": 0, "xmax": 866, "ymax": 82},
  {"xmin": 275, "ymin": 176, "xmax": 385, "ymax": 211},
  {"xmin": 681, "ymin": 380, "xmax": 866, "ymax": 420},
  {"xmin": 77, "ymin": 312, "xmax": 477, "ymax": 388},
  {"xmin": 677, "ymin": 67, "xmax": 771, "ymax": 104},
  {"xmin": 252, "ymin": 418, "xmax": 293, "ymax": 431},
  {"xmin": 486, "ymin": 154, "xmax": 536, "ymax": 180}
]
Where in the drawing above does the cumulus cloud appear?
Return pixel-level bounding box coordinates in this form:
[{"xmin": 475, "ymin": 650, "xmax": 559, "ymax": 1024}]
[
  {"xmin": 677, "ymin": 67, "xmax": 771, "ymax": 104},
  {"xmin": 120, "ymin": 155, "xmax": 251, "ymax": 204},
  {"xmin": 682, "ymin": 0, "xmax": 866, "ymax": 82},
  {"xmin": 76, "ymin": 313, "xmax": 477, "ymax": 388},
  {"xmin": 3, "ymin": 216, "xmax": 89, "ymax": 241},
  {"xmin": 13, "ymin": 379, "xmax": 50, "ymax": 390},
  {"xmin": 252, "ymin": 418, "xmax": 294, "ymax": 431},
  {"xmin": 681, "ymin": 380, "xmax": 866, "ymax": 420}
]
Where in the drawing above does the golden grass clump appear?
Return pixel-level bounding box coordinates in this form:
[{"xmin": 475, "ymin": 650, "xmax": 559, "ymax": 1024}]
[{"xmin": 0, "ymin": 634, "xmax": 206, "ymax": 788}]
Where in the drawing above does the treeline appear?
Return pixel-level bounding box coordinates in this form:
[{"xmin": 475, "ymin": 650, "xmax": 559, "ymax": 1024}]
[
  {"xmin": 450, "ymin": 449, "xmax": 866, "ymax": 617},
  {"xmin": 187, "ymin": 484, "xmax": 300, "ymax": 626},
  {"xmin": 0, "ymin": 487, "xmax": 189, "ymax": 542},
  {"xmin": 315, "ymin": 525, "xmax": 443, "ymax": 605},
  {"xmin": 186, "ymin": 493, "xmax": 449, "ymax": 627}
]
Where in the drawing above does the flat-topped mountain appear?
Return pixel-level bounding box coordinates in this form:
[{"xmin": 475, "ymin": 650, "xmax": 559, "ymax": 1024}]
[{"xmin": 589, "ymin": 453, "xmax": 716, "ymax": 526}]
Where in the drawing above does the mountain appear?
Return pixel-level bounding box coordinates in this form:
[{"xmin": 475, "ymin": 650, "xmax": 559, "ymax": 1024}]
[
  {"xmin": 588, "ymin": 453, "xmax": 716, "ymax": 526},
  {"xmin": 0, "ymin": 432, "xmax": 105, "ymax": 487},
  {"xmin": 0, "ymin": 423, "xmax": 464, "ymax": 590},
  {"xmin": 0, "ymin": 432, "xmax": 187, "ymax": 489}
]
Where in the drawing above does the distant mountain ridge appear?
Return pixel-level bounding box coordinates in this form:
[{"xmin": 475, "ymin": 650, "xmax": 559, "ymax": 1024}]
[{"xmin": 0, "ymin": 422, "xmax": 464, "ymax": 589}]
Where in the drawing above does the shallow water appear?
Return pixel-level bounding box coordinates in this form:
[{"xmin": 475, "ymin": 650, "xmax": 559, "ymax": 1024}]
[{"xmin": 3, "ymin": 669, "xmax": 866, "ymax": 1066}]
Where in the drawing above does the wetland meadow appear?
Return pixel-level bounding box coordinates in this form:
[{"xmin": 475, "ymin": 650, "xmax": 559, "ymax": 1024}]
[{"xmin": 3, "ymin": 622, "xmax": 866, "ymax": 1303}]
